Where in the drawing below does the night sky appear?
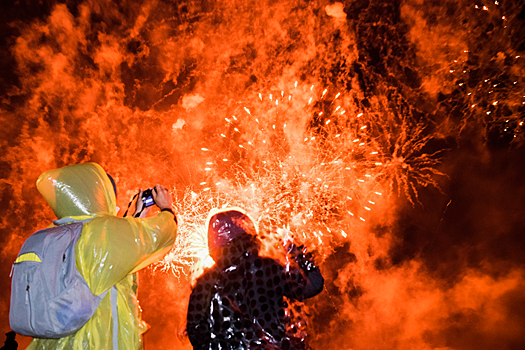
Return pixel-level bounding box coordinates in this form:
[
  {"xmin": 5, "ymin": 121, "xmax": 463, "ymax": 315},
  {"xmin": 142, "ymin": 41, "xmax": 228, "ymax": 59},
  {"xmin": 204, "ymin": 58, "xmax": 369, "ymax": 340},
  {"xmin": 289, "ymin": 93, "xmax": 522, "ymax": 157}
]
[{"xmin": 1, "ymin": 0, "xmax": 525, "ymax": 349}]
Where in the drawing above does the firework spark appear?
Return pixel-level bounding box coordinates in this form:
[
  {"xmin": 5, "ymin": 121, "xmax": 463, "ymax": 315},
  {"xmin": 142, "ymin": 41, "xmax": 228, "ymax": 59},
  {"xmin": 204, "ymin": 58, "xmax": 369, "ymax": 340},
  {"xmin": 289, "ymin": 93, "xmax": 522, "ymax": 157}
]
[
  {"xmin": 156, "ymin": 84, "xmax": 446, "ymax": 276},
  {"xmin": 371, "ymin": 117, "xmax": 448, "ymax": 206}
]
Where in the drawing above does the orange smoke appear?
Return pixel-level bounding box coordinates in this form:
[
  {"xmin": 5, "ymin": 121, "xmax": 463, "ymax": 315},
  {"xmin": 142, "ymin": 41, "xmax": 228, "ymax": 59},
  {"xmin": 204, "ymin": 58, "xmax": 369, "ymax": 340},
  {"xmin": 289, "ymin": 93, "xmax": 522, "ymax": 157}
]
[{"xmin": 1, "ymin": 0, "xmax": 524, "ymax": 349}]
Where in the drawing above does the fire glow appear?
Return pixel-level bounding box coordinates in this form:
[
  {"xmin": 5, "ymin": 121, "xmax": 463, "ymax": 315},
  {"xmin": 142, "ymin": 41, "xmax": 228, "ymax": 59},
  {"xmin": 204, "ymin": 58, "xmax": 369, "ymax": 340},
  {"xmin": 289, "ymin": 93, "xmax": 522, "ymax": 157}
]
[
  {"xmin": 159, "ymin": 84, "xmax": 444, "ymax": 277},
  {"xmin": 1, "ymin": 0, "xmax": 525, "ymax": 349}
]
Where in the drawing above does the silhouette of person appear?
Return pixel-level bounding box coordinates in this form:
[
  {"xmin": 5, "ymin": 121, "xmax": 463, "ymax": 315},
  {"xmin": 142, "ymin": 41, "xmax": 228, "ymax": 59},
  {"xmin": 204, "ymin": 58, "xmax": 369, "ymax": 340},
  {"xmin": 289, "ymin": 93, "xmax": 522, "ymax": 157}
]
[
  {"xmin": 0, "ymin": 331, "xmax": 18, "ymax": 350},
  {"xmin": 187, "ymin": 207, "xmax": 324, "ymax": 350}
]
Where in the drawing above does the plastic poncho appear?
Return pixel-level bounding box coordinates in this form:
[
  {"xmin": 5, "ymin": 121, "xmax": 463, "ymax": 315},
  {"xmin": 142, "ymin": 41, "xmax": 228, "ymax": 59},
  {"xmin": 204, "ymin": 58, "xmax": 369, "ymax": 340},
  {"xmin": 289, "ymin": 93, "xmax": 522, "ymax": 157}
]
[{"xmin": 26, "ymin": 163, "xmax": 177, "ymax": 350}]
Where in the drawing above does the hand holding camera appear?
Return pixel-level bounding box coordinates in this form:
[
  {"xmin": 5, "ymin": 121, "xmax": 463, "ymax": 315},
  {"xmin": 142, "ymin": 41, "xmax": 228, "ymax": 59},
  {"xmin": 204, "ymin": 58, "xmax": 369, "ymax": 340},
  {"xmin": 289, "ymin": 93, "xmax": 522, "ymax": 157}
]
[
  {"xmin": 150, "ymin": 184, "xmax": 173, "ymax": 211},
  {"xmin": 140, "ymin": 188, "xmax": 156, "ymax": 208},
  {"xmin": 130, "ymin": 184, "xmax": 173, "ymax": 218}
]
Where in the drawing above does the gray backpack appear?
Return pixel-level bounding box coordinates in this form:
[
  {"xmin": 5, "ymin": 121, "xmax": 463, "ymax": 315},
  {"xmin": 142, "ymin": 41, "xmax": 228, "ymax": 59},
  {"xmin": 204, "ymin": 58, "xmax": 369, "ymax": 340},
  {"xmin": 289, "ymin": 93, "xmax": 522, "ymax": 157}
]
[{"xmin": 9, "ymin": 219, "xmax": 110, "ymax": 339}]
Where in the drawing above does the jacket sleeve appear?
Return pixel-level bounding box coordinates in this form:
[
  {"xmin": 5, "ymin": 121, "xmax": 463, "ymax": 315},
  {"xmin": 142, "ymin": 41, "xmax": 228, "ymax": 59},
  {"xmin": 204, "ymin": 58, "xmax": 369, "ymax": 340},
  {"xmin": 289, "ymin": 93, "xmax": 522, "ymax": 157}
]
[
  {"xmin": 186, "ymin": 272, "xmax": 212, "ymax": 349},
  {"xmin": 283, "ymin": 244, "xmax": 324, "ymax": 300},
  {"xmin": 76, "ymin": 211, "xmax": 177, "ymax": 294}
]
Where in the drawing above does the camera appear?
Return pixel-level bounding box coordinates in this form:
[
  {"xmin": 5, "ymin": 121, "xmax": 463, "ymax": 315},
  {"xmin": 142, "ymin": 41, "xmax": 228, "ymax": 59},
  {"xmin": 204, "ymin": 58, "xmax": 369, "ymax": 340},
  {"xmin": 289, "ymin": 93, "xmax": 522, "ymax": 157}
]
[{"xmin": 141, "ymin": 188, "xmax": 156, "ymax": 208}]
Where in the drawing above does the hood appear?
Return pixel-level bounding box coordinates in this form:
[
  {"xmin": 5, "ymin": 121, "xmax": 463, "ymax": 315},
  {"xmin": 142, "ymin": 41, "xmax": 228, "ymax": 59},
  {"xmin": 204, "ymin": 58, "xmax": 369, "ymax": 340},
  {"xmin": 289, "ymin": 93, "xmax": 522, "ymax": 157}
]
[
  {"xmin": 37, "ymin": 162, "xmax": 117, "ymax": 219},
  {"xmin": 207, "ymin": 207, "xmax": 257, "ymax": 261}
]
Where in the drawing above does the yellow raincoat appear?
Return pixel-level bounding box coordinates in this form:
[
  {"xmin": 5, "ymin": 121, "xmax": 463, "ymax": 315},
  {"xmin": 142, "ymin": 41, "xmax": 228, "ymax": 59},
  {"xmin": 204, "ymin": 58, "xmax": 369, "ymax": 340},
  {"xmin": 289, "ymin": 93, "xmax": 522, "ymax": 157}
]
[{"xmin": 26, "ymin": 163, "xmax": 177, "ymax": 350}]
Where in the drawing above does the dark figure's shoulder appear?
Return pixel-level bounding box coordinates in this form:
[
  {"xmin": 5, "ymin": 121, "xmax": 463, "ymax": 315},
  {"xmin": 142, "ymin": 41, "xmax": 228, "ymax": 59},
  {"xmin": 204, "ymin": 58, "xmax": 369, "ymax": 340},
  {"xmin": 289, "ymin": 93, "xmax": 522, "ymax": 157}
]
[
  {"xmin": 192, "ymin": 266, "xmax": 223, "ymax": 289},
  {"xmin": 243, "ymin": 255, "xmax": 285, "ymax": 277},
  {"xmin": 244, "ymin": 254, "xmax": 282, "ymax": 267}
]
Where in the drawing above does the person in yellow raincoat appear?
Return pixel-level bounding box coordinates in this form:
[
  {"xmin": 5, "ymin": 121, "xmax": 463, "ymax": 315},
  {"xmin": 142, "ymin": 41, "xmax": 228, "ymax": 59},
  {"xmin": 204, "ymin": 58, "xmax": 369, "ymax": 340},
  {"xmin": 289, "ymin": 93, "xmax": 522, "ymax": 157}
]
[{"xmin": 25, "ymin": 162, "xmax": 177, "ymax": 350}]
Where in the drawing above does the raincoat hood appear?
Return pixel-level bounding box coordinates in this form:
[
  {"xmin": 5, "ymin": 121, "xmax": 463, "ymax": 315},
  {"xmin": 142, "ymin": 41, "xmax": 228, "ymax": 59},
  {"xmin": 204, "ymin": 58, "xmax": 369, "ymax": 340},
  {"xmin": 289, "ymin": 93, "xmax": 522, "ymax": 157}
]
[
  {"xmin": 36, "ymin": 162, "xmax": 117, "ymax": 219},
  {"xmin": 207, "ymin": 207, "xmax": 257, "ymax": 259}
]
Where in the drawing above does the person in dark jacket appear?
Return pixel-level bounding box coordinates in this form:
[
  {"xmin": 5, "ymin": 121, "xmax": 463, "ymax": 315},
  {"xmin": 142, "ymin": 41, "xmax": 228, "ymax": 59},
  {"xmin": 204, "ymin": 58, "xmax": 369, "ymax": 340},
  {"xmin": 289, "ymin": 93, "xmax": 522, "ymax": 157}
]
[
  {"xmin": 0, "ymin": 331, "xmax": 17, "ymax": 350},
  {"xmin": 186, "ymin": 207, "xmax": 324, "ymax": 350}
]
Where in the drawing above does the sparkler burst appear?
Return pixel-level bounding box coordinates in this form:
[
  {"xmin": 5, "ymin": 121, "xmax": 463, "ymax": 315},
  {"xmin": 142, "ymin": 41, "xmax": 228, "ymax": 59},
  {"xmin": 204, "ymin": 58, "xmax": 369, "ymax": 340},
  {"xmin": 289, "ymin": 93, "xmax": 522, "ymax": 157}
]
[
  {"xmin": 154, "ymin": 189, "xmax": 216, "ymax": 277},
  {"xmin": 157, "ymin": 84, "xmax": 447, "ymax": 276}
]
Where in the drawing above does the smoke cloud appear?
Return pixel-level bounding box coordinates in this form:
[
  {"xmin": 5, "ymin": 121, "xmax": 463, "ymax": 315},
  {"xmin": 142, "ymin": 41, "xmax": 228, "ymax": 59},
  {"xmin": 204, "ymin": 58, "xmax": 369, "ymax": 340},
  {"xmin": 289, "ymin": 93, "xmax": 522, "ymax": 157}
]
[{"xmin": 1, "ymin": 0, "xmax": 524, "ymax": 349}]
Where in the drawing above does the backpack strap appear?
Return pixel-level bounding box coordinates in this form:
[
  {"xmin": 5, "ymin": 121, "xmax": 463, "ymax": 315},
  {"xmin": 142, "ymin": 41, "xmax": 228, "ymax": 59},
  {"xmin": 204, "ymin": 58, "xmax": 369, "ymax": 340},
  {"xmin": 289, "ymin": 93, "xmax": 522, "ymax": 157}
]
[
  {"xmin": 60, "ymin": 216, "xmax": 119, "ymax": 349},
  {"xmin": 51, "ymin": 216, "xmax": 120, "ymax": 348},
  {"xmin": 53, "ymin": 216, "xmax": 92, "ymax": 226},
  {"xmin": 54, "ymin": 216, "xmax": 120, "ymax": 349}
]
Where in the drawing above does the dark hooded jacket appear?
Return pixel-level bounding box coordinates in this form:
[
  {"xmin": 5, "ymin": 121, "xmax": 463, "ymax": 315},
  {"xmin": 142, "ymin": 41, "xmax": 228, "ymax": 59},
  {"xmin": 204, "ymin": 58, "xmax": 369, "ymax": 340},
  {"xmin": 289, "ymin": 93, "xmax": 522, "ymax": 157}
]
[{"xmin": 186, "ymin": 232, "xmax": 323, "ymax": 350}]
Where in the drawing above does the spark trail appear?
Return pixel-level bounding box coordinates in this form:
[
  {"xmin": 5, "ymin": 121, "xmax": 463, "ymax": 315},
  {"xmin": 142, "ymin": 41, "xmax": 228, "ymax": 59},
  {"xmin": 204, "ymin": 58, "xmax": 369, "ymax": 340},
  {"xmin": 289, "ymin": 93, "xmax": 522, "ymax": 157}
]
[{"xmin": 157, "ymin": 83, "xmax": 447, "ymax": 277}]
